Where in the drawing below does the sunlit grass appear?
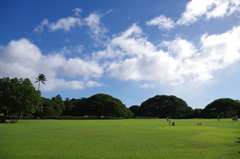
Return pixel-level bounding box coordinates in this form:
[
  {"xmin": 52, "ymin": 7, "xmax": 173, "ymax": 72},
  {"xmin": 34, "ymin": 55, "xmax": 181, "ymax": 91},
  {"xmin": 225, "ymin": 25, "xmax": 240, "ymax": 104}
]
[{"xmin": 0, "ymin": 119, "xmax": 239, "ymax": 159}]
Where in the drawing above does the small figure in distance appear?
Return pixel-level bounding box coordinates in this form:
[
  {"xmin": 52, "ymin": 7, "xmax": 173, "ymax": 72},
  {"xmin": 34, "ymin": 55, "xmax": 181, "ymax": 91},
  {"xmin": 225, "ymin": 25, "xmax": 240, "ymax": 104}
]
[
  {"xmin": 172, "ymin": 122, "xmax": 175, "ymax": 126},
  {"xmin": 168, "ymin": 117, "xmax": 171, "ymax": 126},
  {"xmin": 166, "ymin": 117, "xmax": 169, "ymax": 122},
  {"xmin": 217, "ymin": 115, "xmax": 220, "ymax": 121}
]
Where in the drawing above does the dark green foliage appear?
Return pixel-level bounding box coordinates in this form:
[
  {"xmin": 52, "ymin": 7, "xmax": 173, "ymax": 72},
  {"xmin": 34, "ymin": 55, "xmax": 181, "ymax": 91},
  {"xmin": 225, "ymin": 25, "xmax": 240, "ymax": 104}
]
[
  {"xmin": 138, "ymin": 95, "xmax": 190, "ymax": 118},
  {"xmin": 71, "ymin": 98, "xmax": 86, "ymax": 116},
  {"xmin": 35, "ymin": 96, "xmax": 65, "ymax": 117},
  {"xmin": 129, "ymin": 105, "xmax": 140, "ymax": 117},
  {"xmin": 190, "ymin": 109, "xmax": 203, "ymax": 118},
  {"xmin": 202, "ymin": 98, "xmax": 240, "ymax": 118},
  {"xmin": 71, "ymin": 94, "xmax": 133, "ymax": 118},
  {"xmin": 61, "ymin": 98, "xmax": 75, "ymax": 116},
  {"xmin": 51, "ymin": 95, "xmax": 65, "ymax": 115},
  {"xmin": 0, "ymin": 77, "xmax": 41, "ymax": 122},
  {"xmin": 85, "ymin": 94, "xmax": 133, "ymax": 118}
]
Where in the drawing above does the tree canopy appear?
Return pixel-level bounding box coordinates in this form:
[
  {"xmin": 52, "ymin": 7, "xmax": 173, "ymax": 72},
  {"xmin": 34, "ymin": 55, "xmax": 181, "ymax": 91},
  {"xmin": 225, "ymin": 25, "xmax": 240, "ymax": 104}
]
[
  {"xmin": 138, "ymin": 95, "xmax": 190, "ymax": 118},
  {"xmin": 1, "ymin": 76, "xmax": 239, "ymax": 120},
  {"xmin": 129, "ymin": 105, "xmax": 140, "ymax": 117},
  {"xmin": 0, "ymin": 77, "xmax": 41, "ymax": 122},
  {"xmin": 201, "ymin": 98, "xmax": 240, "ymax": 118},
  {"xmin": 71, "ymin": 94, "xmax": 133, "ymax": 118},
  {"xmin": 35, "ymin": 96, "xmax": 65, "ymax": 118}
]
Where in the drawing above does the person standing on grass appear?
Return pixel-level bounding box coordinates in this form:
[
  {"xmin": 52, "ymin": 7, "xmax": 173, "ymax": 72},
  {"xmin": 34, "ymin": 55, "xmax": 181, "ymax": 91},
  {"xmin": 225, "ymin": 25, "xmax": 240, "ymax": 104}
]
[
  {"xmin": 166, "ymin": 117, "xmax": 169, "ymax": 122},
  {"xmin": 168, "ymin": 117, "xmax": 171, "ymax": 126},
  {"xmin": 217, "ymin": 115, "xmax": 220, "ymax": 121}
]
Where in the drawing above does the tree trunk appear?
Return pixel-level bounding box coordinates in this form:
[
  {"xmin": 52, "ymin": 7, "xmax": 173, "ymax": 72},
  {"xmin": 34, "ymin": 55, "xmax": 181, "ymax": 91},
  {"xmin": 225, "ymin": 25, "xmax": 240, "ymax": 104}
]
[
  {"xmin": 224, "ymin": 110, "xmax": 227, "ymax": 118},
  {"xmin": 19, "ymin": 112, "xmax": 23, "ymax": 120},
  {"xmin": 38, "ymin": 81, "xmax": 40, "ymax": 90}
]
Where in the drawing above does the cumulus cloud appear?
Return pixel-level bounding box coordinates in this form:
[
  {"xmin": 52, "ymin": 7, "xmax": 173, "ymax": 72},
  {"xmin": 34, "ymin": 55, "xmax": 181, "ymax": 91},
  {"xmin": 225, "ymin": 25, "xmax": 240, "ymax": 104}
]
[
  {"xmin": 93, "ymin": 24, "xmax": 155, "ymax": 59},
  {"xmin": 146, "ymin": 15, "xmax": 175, "ymax": 30},
  {"xmin": 177, "ymin": 0, "xmax": 240, "ymax": 25},
  {"xmin": 97, "ymin": 24, "xmax": 240, "ymax": 85},
  {"xmin": 0, "ymin": 39, "xmax": 104, "ymax": 91}
]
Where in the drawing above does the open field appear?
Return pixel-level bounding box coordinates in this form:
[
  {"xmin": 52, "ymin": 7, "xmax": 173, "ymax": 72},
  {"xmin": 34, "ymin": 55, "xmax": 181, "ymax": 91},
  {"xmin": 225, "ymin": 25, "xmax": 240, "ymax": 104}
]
[{"xmin": 0, "ymin": 119, "xmax": 239, "ymax": 159}]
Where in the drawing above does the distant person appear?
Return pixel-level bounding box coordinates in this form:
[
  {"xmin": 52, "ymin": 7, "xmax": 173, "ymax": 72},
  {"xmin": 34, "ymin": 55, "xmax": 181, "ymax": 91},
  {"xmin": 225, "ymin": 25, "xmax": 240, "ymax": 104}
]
[
  {"xmin": 172, "ymin": 122, "xmax": 175, "ymax": 126},
  {"xmin": 166, "ymin": 117, "xmax": 169, "ymax": 122},
  {"xmin": 217, "ymin": 115, "xmax": 220, "ymax": 121}
]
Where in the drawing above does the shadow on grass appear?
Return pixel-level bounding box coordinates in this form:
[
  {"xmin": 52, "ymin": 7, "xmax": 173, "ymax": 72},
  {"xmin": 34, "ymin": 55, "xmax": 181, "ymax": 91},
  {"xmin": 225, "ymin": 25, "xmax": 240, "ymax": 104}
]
[
  {"xmin": 237, "ymin": 138, "xmax": 240, "ymax": 154},
  {"xmin": 236, "ymin": 137, "xmax": 240, "ymax": 143}
]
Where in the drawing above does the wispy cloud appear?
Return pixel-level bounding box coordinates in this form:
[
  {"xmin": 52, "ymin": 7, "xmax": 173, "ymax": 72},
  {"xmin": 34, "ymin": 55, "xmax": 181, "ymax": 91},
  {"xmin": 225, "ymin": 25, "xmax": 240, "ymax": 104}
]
[
  {"xmin": 34, "ymin": 18, "xmax": 49, "ymax": 33},
  {"xmin": 147, "ymin": 0, "xmax": 240, "ymax": 30},
  {"xmin": 140, "ymin": 83, "xmax": 155, "ymax": 88},
  {"xmin": 48, "ymin": 17, "xmax": 82, "ymax": 31},
  {"xmin": 177, "ymin": 0, "xmax": 240, "ymax": 25},
  {"xmin": 146, "ymin": 15, "xmax": 175, "ymax": 30},
  {"xmin": 73, "ymin": 8, "xmax": 83, "ymax": 17},
  {"xmin": 34, "ymin": 11, "xmax": 108, "ymax": 46},
  {"xmin": 84, "ymin": 13, "xmax": 108, "ymax": 45},
  {"xmin": 34, "ymin": 17, "xmax": 82, "ymax": 32}
]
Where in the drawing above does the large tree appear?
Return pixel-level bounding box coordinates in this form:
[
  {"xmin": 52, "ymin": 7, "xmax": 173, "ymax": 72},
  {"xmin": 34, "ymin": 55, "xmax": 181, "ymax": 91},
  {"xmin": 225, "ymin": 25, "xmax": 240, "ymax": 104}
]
[
  {"xmin": 62, "ymin": 98, "xmax": 75, "ymax": 116},
  {"xmin": 35, "ymin": 95, "xmax": 66, "ymax": 118},
  {"xmin": 138, "ymin": 95, "xmax": 190, "ymax": 118},
  {"xmin": 129, "ymin": 105, "xmax": 140, "ymax": 117},
  {"xmin": 76, "ymin": 94, "xmax": 133, "ymax": 118},
  {"xmin": 202, "ymin": 98, "xmax": 240, "ymax": 118},
  {"xmin": 0, "ymin": 77, "xmax": 41, "ymax": 122},
  {"xmin": 35, "ymin": 74, "xmax": 47, "ymax": 91}
]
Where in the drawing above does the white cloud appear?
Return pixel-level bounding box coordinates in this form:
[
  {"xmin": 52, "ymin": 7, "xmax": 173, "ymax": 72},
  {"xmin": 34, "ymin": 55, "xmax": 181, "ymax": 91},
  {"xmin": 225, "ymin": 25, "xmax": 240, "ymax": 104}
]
[
  {"xmin": 101, "ymin": 24, "xmax": 240, "ymax": 85},
  {"xmin": 0, "ymin": 39, "xmax": 104, "ymax": 92},
  {"xmin": 57, "ymin": 57, "xmax": 103, "ymax": 80},
  {"xmin": 92, "ymin": 24, "xmax": 155, "ymax": 60},
  {"xmin": 34, "ymin": 19, "xmax": 49, "ymax": 33},
  {"xmin": 86, "ymin": 80, "xmax": 105, "ymax": 87},
  {"xmin": 161, "ymin": 37, "xmax": 196, "ymax": 60},
  {"xmin": 73, "ymin": 8, "xmax": 83, "ymax": 17},
  {"xmin": 177, "ymin": 0, "xmax": 240, "ymax": 25},
  {"xmin": 49, "ymin": 17, "xmax": 82, "ymax": 31},
  {"xmin": 140, "ymin": 83, "xmax": 155, "ymax": 88},
  {"xmin": 34, "ymin": 11, "xmax": 107, "ymax": 46},
  {"xmin": 73, "ymin": 45, "xmax": 84, "ymax": 54},
  {"xmin": 146, "ymin": 15, "xmax": 175, "ymax": 30},
  {"xmin": 84, "ymin": 13, "xmax": 108, "ymax": 44},
  {"xmin": 52, "ymin": 45, "xmax": 84, "ymax": 55},
  {"xmin": 34, "ymin": 17, "xmax": 82, "ymax": 32}
]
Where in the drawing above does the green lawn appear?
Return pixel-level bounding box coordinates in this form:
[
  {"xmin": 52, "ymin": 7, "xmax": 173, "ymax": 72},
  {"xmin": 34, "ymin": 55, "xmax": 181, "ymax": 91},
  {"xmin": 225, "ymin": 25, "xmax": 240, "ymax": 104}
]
[{"xmin": 0, "ymin": 119, "xmax": 239, "ymax": 159}]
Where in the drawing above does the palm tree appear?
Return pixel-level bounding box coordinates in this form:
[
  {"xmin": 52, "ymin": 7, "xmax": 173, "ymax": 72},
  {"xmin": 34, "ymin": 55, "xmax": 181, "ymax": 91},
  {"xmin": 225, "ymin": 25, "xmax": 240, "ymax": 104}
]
[{"xmin": 35, "ymin": 74, "xmax": 47, "ymax": 90}]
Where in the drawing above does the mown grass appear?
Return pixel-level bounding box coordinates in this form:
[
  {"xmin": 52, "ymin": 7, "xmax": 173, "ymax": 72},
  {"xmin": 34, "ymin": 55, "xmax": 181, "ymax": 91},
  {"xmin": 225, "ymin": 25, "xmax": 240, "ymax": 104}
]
[{"xmin": 0, "ymin": 119, "xmax": 239, "ymax": 159}]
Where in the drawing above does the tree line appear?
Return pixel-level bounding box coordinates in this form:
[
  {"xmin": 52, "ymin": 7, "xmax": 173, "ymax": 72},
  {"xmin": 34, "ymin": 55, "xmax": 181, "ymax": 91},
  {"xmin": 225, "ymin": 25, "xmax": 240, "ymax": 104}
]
[{"xmin": 0, "ymin": 77, "xmax": 240, "ymax": 122}]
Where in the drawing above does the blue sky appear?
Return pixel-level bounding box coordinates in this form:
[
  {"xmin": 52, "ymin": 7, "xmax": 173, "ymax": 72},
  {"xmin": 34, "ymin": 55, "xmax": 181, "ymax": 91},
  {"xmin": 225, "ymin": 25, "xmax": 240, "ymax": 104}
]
[{"xmin": 1, "ymin": 0, "xmax": 240, "ymax": 109}]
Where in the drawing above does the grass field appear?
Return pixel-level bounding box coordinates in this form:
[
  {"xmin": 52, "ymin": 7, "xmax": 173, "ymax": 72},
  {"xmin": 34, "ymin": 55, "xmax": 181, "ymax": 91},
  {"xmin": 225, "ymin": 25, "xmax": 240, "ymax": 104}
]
[{"xmin": 0, "ymin": 118, "xmax": 239, "ymax": 159}]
